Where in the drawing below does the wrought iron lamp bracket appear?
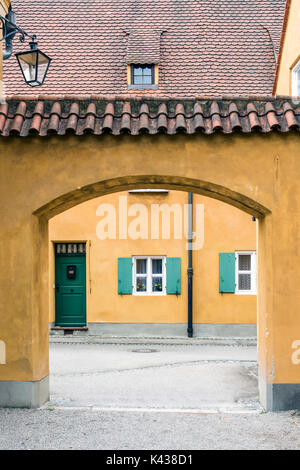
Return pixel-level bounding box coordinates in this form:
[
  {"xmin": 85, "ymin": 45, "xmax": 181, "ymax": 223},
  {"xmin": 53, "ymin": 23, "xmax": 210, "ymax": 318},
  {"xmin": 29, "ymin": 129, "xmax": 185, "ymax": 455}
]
[{"xmin": 0, "ymin": 14, "xmax": 36, "ymax": 43}]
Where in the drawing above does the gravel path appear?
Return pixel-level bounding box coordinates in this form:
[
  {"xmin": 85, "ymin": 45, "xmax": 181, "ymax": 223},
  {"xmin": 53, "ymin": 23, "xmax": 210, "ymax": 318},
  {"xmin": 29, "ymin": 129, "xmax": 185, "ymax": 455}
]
[
  {"xmin": 0, "ymin": 408, "xmax": 299, "ymax": 450},
  {"xmin": 1, "ymin": 341, "xmax": 299, "ymax": 450}
]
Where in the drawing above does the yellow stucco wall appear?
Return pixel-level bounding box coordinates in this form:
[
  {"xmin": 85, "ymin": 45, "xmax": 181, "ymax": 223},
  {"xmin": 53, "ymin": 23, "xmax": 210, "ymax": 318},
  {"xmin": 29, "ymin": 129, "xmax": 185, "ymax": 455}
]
[
  {"xmin": 275, "ymin": 0, "xmax": 300, "ymax": 96},
  {"xmin": 49, "ymin": 191, "xmax": 257, "ymax": 325}
]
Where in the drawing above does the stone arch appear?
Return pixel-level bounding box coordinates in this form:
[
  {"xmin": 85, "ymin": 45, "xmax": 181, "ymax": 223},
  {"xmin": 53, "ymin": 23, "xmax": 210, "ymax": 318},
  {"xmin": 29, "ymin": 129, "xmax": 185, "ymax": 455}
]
[
  {"xmin": 32, "ymin": 172, "xmax": 271, "ymax": 406},
  {"xmin": 34, "ymin": 175, "xmax": 271, "ymax": 220},
  {"xmin": 1, "ymin": 132, "xmax": 300, "ymax": 411}
]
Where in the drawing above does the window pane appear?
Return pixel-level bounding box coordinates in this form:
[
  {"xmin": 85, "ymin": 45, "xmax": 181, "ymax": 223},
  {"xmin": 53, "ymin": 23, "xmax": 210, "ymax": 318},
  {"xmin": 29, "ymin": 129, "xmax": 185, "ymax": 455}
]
[
  {"xmin": 133, "ymin": 75, "xmax": 143, "ymax": 85},
  {"xmin": 136, "ymin": 277, "xmax": 147, "ymax": 292},
  {"xmin": 239, "ymin": 255, "xmax": 251, "ymax": 271},
  {"xmin": 136, "ymin": 259, "xmax": 147, "ymax": 274},
  {"xmin": 239, "ymin": 273, "xmax": 251, "ymax": 290},
  {"xmin": 152, "ymin": 277, "xmax": 163, "ymax": 292},
  {"xmin": 152, "ymin": 259, "xmax": 162, "ymax": 274},
  {"xmin": 143, "ymin": 67, "xmax": 152, "ymax": 76},
  {"xmin": 132, "ymin": 65, "xmax": 154, "ymax": 85}
]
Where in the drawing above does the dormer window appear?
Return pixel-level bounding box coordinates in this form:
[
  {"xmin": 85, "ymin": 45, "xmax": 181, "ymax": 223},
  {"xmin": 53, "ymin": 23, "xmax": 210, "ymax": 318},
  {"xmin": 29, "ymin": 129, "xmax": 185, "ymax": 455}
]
[
  {"xmin": 292, "ymin": 60, "xmax": 300, "ymax": 96},
  {"xmin": 128, "ymin": 64, "xmax": 158, "ymax": 90}
]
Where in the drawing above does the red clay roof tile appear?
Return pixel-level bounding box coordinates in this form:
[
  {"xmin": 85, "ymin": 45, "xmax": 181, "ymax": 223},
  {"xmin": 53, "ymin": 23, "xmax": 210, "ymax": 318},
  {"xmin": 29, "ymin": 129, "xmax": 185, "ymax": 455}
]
[
  {"xmin": 0, "ymin": 97, "xmax": 299, "ymax": 138},
  {"xmin": 3, "ymin": 0, "xmax": 286, "ymax": 98}
]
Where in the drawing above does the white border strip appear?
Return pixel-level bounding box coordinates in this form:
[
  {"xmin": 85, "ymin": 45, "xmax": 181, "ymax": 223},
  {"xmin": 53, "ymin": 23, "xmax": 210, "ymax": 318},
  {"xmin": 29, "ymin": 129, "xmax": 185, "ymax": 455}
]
[{"xmin": 46, "ymin": 405, "xmax": 260, "ymax": 415}]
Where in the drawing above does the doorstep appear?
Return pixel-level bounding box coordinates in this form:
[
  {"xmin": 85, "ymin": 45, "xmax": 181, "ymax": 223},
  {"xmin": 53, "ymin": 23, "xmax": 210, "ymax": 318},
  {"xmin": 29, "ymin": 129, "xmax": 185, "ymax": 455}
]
[
  {"xmin": 51, "ymin": 326, "xmax": 88, "ymax": 336},
  {"xmin": 51, "ymin": 327, "xmax": 88, "ymax": 331}
]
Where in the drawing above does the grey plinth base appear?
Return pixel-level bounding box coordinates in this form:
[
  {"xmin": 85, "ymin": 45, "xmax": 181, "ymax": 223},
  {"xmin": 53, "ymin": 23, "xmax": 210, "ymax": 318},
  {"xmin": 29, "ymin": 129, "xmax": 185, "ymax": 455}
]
[
  {"xmin": 50, "ymin": 322, "xmax": 257, "ymax": 339},
  {"xmin": 0, "ymin": 375, "xmax": 49, "ymax": 408},
  {"xmin": 260, "ymin": 378, "xmax": 300, "ymax": 411}
]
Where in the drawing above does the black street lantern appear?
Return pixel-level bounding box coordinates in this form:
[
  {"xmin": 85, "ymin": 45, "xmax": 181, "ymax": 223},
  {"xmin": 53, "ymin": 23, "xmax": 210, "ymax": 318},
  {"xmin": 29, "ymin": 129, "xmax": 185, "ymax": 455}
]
[
  {"xmin": 15, "ymin": 40, "xmax": 51, "ymax": 87},
  {"xmin": 1, "ymin": 9, "xmax": 52, "ymax": 87}
]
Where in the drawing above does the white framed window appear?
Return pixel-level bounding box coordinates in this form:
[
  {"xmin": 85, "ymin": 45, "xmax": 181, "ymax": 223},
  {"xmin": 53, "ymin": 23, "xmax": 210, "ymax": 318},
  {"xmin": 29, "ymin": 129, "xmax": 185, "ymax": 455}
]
[
  {"xmin": 235, "ymin": 251, "xmax": 257, "ymax": 295},
  {"xmin": 133, "ymin": 256, "xmax": 166, "ymax": 296},
  {"xmin": 292, "ymin": 60, "xmax": 300, "ymax": 97}
]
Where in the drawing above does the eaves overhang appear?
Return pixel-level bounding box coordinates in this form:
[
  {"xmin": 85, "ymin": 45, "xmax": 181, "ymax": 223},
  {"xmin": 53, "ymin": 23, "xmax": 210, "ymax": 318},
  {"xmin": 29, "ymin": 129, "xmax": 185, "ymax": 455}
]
[{"xmin": 0, "ymin": 96, "xmax": 300, "ymax": 137}]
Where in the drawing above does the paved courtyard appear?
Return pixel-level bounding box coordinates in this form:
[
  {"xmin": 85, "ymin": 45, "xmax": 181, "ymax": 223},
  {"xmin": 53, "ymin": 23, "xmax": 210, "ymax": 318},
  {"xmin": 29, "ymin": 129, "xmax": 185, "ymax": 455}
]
[
  {"xmin": 0, "ymin": 338, "xmax": 299, "ymax": 450},
  {"xmin": 48, "ymin": 339, "xmax": 259, "ymax": 411}
]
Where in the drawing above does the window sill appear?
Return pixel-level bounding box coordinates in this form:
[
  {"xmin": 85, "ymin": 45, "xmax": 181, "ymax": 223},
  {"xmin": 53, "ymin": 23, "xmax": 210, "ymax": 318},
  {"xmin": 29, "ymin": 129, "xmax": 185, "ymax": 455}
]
[
  {"xmin": 132, "ymin": 293, "xmax": 167, "ymax": 297},
  {"xmin": 128, "ymin": 85, "xmax": 159, "ymax": 90},
  {"xmin": 235, "ymin": 291, "xmax": 257, "ymax": 295}
]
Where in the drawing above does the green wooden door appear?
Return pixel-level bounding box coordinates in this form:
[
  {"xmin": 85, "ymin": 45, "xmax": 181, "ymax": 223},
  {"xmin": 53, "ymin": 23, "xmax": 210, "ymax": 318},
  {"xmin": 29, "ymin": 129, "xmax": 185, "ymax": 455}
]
[{"xmin": 55, "ymin": 254, "xmax": 87, "ymax": 327}]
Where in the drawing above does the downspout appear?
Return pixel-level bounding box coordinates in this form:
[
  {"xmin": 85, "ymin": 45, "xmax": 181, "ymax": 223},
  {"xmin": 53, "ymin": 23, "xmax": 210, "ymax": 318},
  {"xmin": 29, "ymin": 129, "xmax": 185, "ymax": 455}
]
[
  {"xmin": 2, "ymin": 9, "xmax": 17, "ymax": 60},
  {"xmin": 187, "ymin": 192, "xmax": 193, "ymax": 338}
]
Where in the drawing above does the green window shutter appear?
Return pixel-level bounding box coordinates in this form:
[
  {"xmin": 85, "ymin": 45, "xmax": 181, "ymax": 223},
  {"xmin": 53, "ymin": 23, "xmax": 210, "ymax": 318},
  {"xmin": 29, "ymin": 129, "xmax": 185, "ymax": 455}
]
[
  {"xmin": 118, "ymin": 258, "xmax": 133, "ymax": 294},
  {"xmin": 219, "ymin": 253, "xmax": 236, "ymax": 293},
  {"xmin": 166, "ymin": 257, "xmax": 181, "ymax": 295}
]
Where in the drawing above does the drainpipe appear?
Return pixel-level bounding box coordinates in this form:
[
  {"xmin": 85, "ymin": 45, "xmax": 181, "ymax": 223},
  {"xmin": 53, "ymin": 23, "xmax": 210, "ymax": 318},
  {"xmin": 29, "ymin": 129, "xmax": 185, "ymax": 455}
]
[
  {"xmin": 3, "ymin": 9, "xmax": 17, "ymax": 60},
  {"xmin": 187, "ymin": 192, "xmax": 193, "ymax": 338}
]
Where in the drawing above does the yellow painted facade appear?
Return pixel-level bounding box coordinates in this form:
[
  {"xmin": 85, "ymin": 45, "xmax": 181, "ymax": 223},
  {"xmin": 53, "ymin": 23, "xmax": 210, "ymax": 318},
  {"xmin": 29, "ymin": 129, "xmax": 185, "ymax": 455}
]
[
  {"xmin": 49, "ymin": 191, "xmax": 257, "ymax": 326},
  {"xmin": 1, "ymin": 130, "xmax": 300, "ymax": 408},
  {"xmin": 1, "ymin": 0, "xmax": 300, "ymax": 411},
  {"xmin": 275, "ymin": 0, "xmax": 300, "ymax": 96}
]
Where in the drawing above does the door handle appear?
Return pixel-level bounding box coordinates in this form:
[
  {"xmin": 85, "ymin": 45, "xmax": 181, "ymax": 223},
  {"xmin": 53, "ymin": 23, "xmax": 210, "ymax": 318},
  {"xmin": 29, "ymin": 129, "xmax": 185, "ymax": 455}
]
[{"xmin": 56, "ymin": 284, "xmax": 60, "ymax": 292}]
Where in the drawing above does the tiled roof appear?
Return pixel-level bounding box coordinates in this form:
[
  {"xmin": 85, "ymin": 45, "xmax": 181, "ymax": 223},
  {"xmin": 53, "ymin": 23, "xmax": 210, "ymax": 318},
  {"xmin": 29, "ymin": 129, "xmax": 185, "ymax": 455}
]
[
  {"xmin": 126, "ymin": 31, "xmax": 162, "ymax": 64},
  {"xmin": 1, "ymin": 98, "xmax": 299, "ymax": 137},
  {"xmin": 273, "ymin": 0, "xmax": 291, "ymax": 95},
  {"xmin": 3, "ymin": 0, "xmax": 286, "ymax": 98}
]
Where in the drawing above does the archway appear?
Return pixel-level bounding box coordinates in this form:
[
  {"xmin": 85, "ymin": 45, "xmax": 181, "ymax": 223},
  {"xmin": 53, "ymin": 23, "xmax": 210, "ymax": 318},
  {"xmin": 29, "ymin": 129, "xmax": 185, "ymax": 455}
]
[
  {"xmin": 0, "ymin": 130, "xmax": 300, "ymax": 411},
  {"xmin": 35, "ymin": 175, "xmax": 270, "ymax": 220}
]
